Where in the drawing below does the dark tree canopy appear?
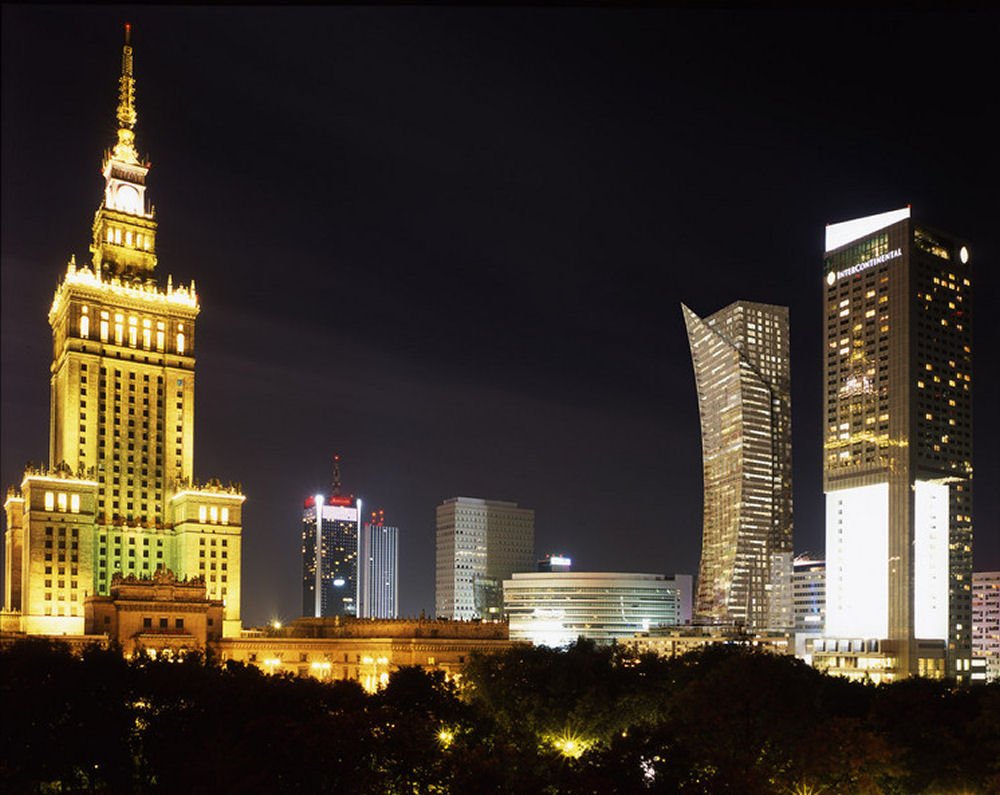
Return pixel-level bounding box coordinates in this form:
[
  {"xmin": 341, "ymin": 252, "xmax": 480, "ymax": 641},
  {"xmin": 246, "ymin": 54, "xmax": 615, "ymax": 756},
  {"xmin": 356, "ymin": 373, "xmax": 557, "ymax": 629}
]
[{"xmin": 1, "ymin": 639, "xmax": 997, "ymax": 794}]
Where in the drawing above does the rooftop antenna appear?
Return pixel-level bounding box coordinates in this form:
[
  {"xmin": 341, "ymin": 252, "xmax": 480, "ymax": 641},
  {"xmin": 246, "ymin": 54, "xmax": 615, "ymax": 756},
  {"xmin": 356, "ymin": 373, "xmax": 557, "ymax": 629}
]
[{"xmin": 332, "ymin": 454, "xmax": 342, "ymax": 497}]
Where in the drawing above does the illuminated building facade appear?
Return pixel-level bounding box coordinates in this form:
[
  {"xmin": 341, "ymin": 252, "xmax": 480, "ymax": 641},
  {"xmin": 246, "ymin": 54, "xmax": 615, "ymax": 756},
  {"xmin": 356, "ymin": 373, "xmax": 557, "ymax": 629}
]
[
  {"xmin": 302, "ymin": 492, "xmax": 360, "ymax": 618},
  {"xmin": 822, "ymin": 207, "xmax": 973, "ymax": 680},
  {"xmin": 2, "ymin": 28, "xmax": 244, "ymax": 637},
  {"xmin": 435, "ymin": 497, "xmax": 534, "ymax": 620},
  {"xmin": 792, "ymin": 555, "xmax": 825, "ymax": 632},
  {"xmin": 682, "ymin": 301, "xmax": 793, "ymax": 632},
  {"xmin": 220, "ymin": 617, "xmax": 518, "ymax": 691},
  {"xmin": 972, "ymin": 571, "xmax": 1000, "ymax": 682},
  {"xmin": 84, "ymin": 567, "xmax": 223, "ymax": 656},
  {"xmin": 503, "ymin": 572, "xmax": 691, "ymax": 647},
  {"xmin": 358, "ymin": 510, "xmax": 398, "ymax": 619}
]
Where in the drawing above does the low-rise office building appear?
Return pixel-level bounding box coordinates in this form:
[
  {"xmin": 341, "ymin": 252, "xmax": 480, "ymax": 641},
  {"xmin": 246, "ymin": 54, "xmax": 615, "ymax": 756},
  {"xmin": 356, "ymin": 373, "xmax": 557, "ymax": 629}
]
[{"xmin": 503, "ymin": 572, "xmax": 691, "ymax": 647}]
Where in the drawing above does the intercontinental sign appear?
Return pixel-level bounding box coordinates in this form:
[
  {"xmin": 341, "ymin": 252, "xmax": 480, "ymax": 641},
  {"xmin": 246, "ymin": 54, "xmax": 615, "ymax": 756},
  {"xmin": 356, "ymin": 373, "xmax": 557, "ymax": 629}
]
[{"xmin": 827, "ymin": 247, "xmax": 902, "ymax": 285}]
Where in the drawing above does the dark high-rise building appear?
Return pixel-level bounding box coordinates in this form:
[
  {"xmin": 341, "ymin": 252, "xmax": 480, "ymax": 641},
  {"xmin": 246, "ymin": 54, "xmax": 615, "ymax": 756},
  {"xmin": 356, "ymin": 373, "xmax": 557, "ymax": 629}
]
[
  {"xmin": 821, "ymin": 207, "xmax": 973, "ymax": 681},
  {"xmin": 682, "ymin": 301, "xmax": 793, "ymax": 632},
  {"xmin": 301, "ymin": 457, "xmax": 360, "ymax": 618}
]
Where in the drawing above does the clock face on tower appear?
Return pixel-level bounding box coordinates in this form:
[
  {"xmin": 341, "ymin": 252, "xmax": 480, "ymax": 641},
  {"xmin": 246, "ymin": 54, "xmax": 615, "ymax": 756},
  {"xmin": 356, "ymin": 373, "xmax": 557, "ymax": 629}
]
[{"xmin": 116, "ymin": 184, "xmax": 140, "ymax": 214}]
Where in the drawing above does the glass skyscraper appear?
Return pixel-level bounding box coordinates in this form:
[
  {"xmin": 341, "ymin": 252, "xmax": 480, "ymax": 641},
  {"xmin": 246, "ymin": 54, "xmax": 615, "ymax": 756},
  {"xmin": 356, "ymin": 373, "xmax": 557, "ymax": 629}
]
[
  {"xmin": 682, "ymin": 301, "xmax": 793, "ymax": 632},
  {"xmin": 358, "ymin": 510, "xmax": 398, "ymax": 619},
  {"xmin": 301, "ymin": 493, "xmax": 360, "ymax": 618},
  {"xmin": 822, "ymin": 207, "xmax": 973, "ymax": 680}
]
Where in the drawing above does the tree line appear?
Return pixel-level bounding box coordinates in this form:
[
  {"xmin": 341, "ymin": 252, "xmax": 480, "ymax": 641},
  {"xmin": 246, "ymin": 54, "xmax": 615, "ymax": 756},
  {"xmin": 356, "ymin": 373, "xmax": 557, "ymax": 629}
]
[{"xmin": 1, "ymin": 638, "xmax": 997, "ymax": 793}]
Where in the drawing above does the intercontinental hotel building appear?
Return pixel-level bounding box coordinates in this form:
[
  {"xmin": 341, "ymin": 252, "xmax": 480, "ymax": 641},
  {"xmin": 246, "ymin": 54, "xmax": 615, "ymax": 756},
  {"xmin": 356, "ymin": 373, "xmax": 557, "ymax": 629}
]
[
  {"xmin": 2, "ymin": 28, "xmax": 245, "ymax": 637},
  {"xmin": 817, "ymin": 208, "xmax": 973, "ymax": 682}
]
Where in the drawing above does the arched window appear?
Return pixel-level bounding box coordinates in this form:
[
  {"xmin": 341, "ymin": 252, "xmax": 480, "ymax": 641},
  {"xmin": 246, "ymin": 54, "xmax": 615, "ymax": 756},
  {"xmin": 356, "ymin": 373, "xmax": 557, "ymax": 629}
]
[{"xmin": 177, "ymin": 332, "xmax": 186, "ymax": 355}]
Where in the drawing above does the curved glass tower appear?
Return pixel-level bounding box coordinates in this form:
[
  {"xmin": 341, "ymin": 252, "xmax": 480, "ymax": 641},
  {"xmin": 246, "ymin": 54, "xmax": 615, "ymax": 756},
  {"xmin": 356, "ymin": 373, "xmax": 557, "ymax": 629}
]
[{"xmin": 682, "ymin": 301, "xmax": 793, "ymax": 631}]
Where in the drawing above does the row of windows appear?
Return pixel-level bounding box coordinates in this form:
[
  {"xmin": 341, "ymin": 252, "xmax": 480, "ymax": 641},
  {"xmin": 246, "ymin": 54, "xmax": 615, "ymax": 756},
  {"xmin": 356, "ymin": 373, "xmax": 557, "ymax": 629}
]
[
  {"xmin": 43, "ymin": 491, "xmax": 81, "ymax": 513},
  {"xmin": 104, "ymin": 225, "xmax": 152, "ymax": 251},
  {"xmin": 79, "ymin": 308, "xmax": 186, "ymax": 354},
  {"xmin": 198, "ymin": 505, "xmax": 230, "ymax": 525}
]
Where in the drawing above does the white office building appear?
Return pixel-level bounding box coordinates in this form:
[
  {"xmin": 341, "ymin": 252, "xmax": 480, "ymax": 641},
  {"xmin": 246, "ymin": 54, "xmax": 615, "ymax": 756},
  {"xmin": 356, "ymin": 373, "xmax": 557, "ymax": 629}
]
[
  {"xmin": 358, "ymin": 513, "xmax": 399, "ymax": 619},
  {"xmin": 435, "ymin": 497, "xmax": 534, "ymax": 620},
  {"xmin": 503, "ymin": 572, "xmax": 691, "ymax": 647}
]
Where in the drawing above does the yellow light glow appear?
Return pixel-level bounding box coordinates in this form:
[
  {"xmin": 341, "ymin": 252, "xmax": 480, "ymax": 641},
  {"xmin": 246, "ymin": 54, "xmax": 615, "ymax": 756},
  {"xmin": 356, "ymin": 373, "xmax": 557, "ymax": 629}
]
[
  {"xmin": 546, "ymin": 731, "xmax": 594, "ymax": 759},
  {"xmin": 437, "ymin": 728, "xmax": 455, "ymax": 748}
]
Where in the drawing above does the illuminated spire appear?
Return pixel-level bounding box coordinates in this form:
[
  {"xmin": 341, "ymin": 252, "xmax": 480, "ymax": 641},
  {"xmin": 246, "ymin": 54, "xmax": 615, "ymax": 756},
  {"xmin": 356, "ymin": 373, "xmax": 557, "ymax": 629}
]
[{"xmin": 112, "ymin": 23, "xmax": 140, "ymax": 165}]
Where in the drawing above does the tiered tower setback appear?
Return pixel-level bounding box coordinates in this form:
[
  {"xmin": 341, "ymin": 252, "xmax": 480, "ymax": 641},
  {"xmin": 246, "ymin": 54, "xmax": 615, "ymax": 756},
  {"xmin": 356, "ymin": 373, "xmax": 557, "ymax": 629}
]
[{"xmin": 3, "ymin": 27, "xmax": 245, "ymax": 637}]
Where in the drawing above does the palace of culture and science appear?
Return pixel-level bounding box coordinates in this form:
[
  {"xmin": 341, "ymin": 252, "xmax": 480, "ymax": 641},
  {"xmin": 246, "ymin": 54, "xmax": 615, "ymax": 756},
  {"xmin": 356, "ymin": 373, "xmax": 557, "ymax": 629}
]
[{"xmin": 2, "ymin": 27, "xmax": 245, "ymax": 638}]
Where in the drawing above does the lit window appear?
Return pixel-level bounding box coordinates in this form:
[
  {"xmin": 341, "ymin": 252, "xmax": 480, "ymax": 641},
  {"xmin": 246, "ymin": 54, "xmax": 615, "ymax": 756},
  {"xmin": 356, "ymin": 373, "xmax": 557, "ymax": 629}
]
[
  {"xmin": 156, "ymin": 331, "xmax": 165, "ymax": 351},
  {"xmin": 57, "ymin": 493, "xmax": 68, "ymax": 512},
  {"xmin": 221, "ymin": 507, "xmax": 229, "ymax": 524},
  {"xmin": 142, "ymin": 328, "xmax": 151, "ymax": 349},
  {"xmin": 45, "ymin": 492, "xmax": 55, "ymax": 511},
  {"xmin": 70, "ymin": 494, "xmax": 80, "ymax": 514},
  {"xmin": 115, "ymin": 314, "xmax": 124, "ymax": 345},
  {"xmin": 129, "ymin": 326, "xmax": 137, "ymax": 347},
  {"xmin": 125, "ymin": 230, "xmax": 133, "ymax": 246},
  {"xmin": 177, "ymin": 333, "xmax": 185, "ymax": 355},
  {"xmin": 199, "ymin": 506, "xmax": 207, "ymax": 523},
  {"xmin": 80, "ymin": 315, "xmax": 89, "ymax": 339},
  {"xmin": 106, "ymin": 228, "xmax": 114, "ymax": 243},
  {"xmin": 210, "ymin": 506, "xmax": 219, "ymax": 524},
  {"xmin": 114, "ymin": 228, "xmax": 121, "ymax": 245}
]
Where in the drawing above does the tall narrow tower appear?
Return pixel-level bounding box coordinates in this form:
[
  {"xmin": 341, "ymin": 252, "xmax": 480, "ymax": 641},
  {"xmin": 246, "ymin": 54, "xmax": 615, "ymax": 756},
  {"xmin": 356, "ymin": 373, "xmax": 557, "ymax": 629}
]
[
  {"xmin": 3, "ymin": 27, "xmax": 245, "ymax": 637},
  {"xmin": 682, "ymin": 301, "xmax": 793, "ymax": 632},
  {"xmin": 358, "ymin": 509, "xmax": 399, "ymax": 619},
  {"xmin": 301, "ymin": 457, "xmax": 360, "ymax": 618},
  {"xmin": 822, "ymin": 207, "xmax": 973, "ymax": 680}
]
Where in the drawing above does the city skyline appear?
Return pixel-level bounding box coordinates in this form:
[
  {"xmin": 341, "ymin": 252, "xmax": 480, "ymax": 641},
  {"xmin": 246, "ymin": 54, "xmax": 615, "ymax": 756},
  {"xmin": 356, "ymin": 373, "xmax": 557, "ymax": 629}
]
[{"xmin": 2, "ymin": 8, "xmax": 998, "ymax": 625}]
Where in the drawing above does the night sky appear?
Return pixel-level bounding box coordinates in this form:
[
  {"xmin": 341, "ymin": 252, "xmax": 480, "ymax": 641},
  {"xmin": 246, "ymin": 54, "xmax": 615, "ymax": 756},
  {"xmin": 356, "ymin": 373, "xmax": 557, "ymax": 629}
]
[{"xmin": 2, "ymin": 7, "xmax": 998, "ymax": 626}]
